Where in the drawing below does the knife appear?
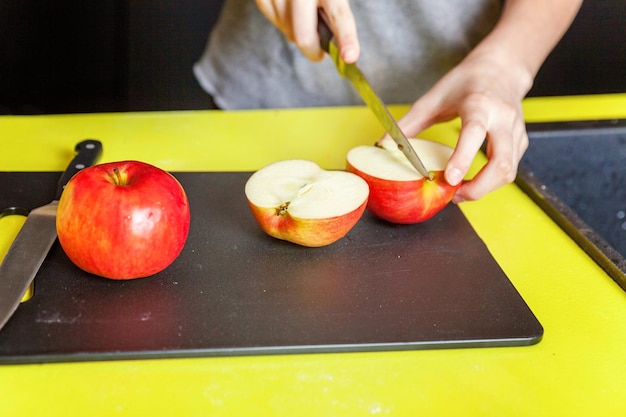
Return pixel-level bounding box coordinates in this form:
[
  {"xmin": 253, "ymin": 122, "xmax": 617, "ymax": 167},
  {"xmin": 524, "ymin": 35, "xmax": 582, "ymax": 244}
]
[
  {"xmin": 317, "ymin": 10, "xmax": 432, "ymax": 179},
  {"xmin": 0, "ymin": 139, "xmax": 103, "ymax": 331}
]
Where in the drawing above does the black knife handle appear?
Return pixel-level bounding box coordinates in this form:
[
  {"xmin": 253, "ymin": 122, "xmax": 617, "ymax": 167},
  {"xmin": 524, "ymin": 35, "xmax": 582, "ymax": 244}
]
[
  {"xmin": 55, "ymin": 139, "xmax": 103, "ymax": 200},
  {"xmin": 317, "ymin": 9, "xmax": 333, "ymax": 53}
]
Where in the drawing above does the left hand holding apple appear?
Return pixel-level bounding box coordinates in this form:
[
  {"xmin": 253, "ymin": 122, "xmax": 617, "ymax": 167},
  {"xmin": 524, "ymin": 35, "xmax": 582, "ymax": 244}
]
[{"xmin": 391, "ymin": 47, "xmax": 531, "ymax": 204}]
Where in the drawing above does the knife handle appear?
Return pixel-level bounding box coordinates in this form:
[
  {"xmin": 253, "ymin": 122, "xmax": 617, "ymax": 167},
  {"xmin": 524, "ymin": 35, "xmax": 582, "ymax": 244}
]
[
  {"xmin": 317, "ymin": 9, "xmax": 333, "ymax": 53},
  {"xmin": 55, "ymin": 139, "xmax": 103, "ymax": 200}
]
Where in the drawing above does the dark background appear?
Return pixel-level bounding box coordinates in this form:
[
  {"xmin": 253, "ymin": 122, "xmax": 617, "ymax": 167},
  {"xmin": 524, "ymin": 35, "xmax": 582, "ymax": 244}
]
[{"xmin": 1, "ymin": 0, "xmax": 625, "ymax": 115}]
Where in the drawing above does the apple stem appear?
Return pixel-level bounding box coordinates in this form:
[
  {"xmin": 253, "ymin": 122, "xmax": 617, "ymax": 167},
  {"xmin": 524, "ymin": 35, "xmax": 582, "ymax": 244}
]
[{"xmin": 108, "ymin": 167, "xmax": 124, "ymax": 186}]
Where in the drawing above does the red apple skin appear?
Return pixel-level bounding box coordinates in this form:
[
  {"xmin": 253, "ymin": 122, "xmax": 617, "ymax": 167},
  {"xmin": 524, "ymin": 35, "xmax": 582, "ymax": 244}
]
[
  {"xmin": 56, "ymin": 160, "xmax": 190, "ymax": 280},
  {"xmin": 247, "ymin": 200, "xmax": 367, "ymax": 247},
  {"xmin": 345, "ymin": 164, "xmax": 460, "ymax": 224}
]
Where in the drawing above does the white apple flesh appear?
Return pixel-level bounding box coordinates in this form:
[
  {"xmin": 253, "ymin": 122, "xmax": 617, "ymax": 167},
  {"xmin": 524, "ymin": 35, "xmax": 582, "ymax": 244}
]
[
  {"xmin": 346, "ymin": 138, "xmax": 460, "ymax": 224},
  {"xmin": 244, "ymin": 160, "xmax": 369, "ymax": 247}
]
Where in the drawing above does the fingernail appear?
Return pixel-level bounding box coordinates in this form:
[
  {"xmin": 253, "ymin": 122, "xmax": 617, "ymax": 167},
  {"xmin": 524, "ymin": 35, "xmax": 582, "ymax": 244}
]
[
  {"xmin": 342, "ymin": 47, "xmax": 357, "ymax": 63},
  {"xmin": 446, "ymin": 168, "xmax": 464, "ymax": 185}
]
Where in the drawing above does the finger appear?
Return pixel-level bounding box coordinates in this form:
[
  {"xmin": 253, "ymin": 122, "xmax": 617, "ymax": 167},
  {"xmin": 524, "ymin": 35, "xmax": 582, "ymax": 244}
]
[
  {"xmin": 453, "ymin": 101, "xmax": 529, "ymax": 203},
  {"xmin": 254, "ymin": 0, "xmax": 293, "ymax": 37},
  {"xmin": 393, "ymin": 80, "xmax": 463, "ymax": 141},
  {"xmin": 322, "ymin": 0, "xmax": 359, "ymax": 63},
  {"xmin": 377, "ymin": 88, "xmax": 452, "ymax": 150},
  {"xmin": 394, "ymin": 99, "xmax": 437, "ymax": 139},
  {"xmin": 374, "ymin": 103, "xmax": 430, "ymax": 148},
  {"xmin": 391, "ymin": 94, "xmax": 450, "ymax": 146},
  {"xmin": 291, "ymin": 0, "xmax": 325, "ymax": 61},
  {"xmin": 453, "ymin": 143, "xmax": 514, "ymax": 203},
  {"xmin": 452, "ymin": 119, "xmax": 523, "ymax": 203},
  {"xmin": 446, "ymin": 116, "xmax": 489, "ymax": 189},
  {"xmin": 515, "ymin": 117, "xmax": 530, "ymax": 160}
]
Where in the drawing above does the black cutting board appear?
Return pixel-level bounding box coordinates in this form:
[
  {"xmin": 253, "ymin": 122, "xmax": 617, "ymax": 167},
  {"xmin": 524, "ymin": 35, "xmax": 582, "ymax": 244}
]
[{"xmin": 0, "ymin": 172, "xmax": 542, "ymax": 364}]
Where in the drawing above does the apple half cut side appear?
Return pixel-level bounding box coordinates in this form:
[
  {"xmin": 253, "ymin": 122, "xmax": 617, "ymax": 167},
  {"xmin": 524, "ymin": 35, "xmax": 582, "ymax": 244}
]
[
  {"xmin": 244, "ymin": 160, "xmax": 369, "ymax": 247},
  {"xmin": 346, "ymin": 138, "xmax": 461, "ymax": 224}
]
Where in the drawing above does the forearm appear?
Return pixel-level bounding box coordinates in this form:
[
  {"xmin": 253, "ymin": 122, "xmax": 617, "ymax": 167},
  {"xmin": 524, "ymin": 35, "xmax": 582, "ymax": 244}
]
[{"xmin": 468, "ymin": 0, "xmax": 583, "ymax": 97}]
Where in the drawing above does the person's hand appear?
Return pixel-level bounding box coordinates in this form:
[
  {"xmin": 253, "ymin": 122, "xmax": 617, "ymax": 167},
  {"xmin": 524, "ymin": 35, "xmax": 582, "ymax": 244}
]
[
  {"xmin": 394, "ymin": 49, "xmax": 533, "ymax": 203},
  {"xmin": 391, "ymin": 0, "xmax": 582, "ymax": 203},
  {"xmin": 254, "ymin": 0, "xmax": 360, "ymax": 63}
]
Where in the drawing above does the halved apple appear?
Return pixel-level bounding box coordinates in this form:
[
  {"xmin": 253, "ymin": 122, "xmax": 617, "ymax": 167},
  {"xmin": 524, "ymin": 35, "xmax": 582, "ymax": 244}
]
[
  {"xmin": 346, "ymin": 138, "xmax": 460, "ymax": 224},
  {"xmin": 244, "ymin": 160, "xmax": 369, "ymax": 247}
]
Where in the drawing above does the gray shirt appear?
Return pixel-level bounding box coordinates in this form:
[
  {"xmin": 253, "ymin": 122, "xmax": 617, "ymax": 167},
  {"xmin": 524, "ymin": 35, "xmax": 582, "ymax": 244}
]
[{"xmin": 194, "ymin": 0, "xmax": 501, "ymax": 109}]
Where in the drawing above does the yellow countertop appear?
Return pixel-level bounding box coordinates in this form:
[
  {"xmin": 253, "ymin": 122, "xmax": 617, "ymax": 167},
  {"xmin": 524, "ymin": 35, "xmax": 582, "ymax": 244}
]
[{"xmin": 1, "ymin": 94, "xmax": 625, "ymax": 416}]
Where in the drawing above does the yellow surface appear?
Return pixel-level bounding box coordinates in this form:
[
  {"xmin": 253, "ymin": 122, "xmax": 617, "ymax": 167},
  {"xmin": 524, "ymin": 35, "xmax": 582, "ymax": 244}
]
[
  {"xmin": 1, "ymin": 94, "xmax": 626, "ymax": 416},
  {"xmin": 0, "ymin": 214, "xmax": 33, "ymax": 302}
]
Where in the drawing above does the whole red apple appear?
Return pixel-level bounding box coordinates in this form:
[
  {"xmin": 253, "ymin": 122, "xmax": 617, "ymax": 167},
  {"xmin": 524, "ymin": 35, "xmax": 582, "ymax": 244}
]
[
  {"xmin": 245, "ymin": 159, "xmax": 369, "ymax": 247},
  {"xmin": 346, "ymin": 138, "xmax": 460, "ymax": 224},
  {"xmin": 56, "ymin": 160, "xmax": 190, "ymax": 279}
]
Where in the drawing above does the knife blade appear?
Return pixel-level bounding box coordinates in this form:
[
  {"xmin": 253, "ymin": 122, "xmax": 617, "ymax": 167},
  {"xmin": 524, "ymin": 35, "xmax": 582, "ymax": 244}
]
[
  {"xmin": 0, "ymin": 139, "xmax": 103, "ymax": 331},
  {"xmin": 317, "ymin": 10, "xmax": 432, "ymax": 179}
]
